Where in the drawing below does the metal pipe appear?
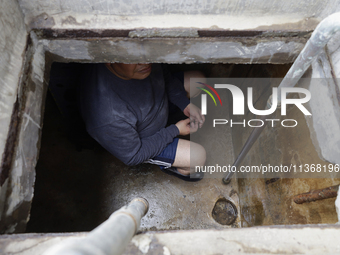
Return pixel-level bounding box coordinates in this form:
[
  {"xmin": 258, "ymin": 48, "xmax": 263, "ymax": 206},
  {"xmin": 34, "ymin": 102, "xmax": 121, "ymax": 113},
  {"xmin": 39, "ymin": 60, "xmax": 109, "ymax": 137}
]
[
  {"xmin": 43, "ymin": 198, "xmax": 149, "ymax": 255},
  {"xmin": 223, "ymin": 12, "xmax": 340, "ymax": 184},
  {"xmin": 293, "ymin": 185, "xmax": 339, "ymax": 204},
  {"xmin": 222, "ymin": 115, "xmax": 269, "ymax": 184}
]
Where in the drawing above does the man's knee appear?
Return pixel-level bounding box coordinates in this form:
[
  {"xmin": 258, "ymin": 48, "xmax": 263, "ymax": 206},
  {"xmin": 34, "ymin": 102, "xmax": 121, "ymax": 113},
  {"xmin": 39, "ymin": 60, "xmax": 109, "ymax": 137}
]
[
  {"xmin": 173, "ymin": 140, "xmax": 206, "ymax": 170},
  {"xmin": 191, "ymin": 142, "xmax": 206, "ymax": 166}
]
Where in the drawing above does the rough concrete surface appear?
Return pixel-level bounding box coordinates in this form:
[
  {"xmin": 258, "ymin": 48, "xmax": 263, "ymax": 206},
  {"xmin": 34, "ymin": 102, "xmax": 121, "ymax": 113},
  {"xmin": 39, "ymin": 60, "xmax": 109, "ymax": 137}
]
[
  {"xmin": 101, "ymin": 164, "xmax": 240, "ymax": 231},
  {"xmin": 42, "ymin": 37, "xmax": 307, "ymax": 64},
  {"xmin": 0, "ymin": 0, "xmax": 26, "ymax": 162},
  {"xmin": 2, "ymin": 34, "xmax": 47, "ymax": 233},
  {"xmin": 0, "ymin": 0, "xmax": 28, "ymax": 233},
  {"xmin": 17, "ymin": 0, "xmax": 340, "ymax": 17},
  {"xmin": 17, "ymin": 0, "xmax": 340, "ymax": 32},
  {"xmin": 28, "ymin": 14, "xmax": 322, "ymax": 31},
  {"xmin": 0, "ymin": 0, "xmax": 27, "ymax": 172},
  {"xmin": 226, "ymin": 64, "xmax": 340, "ymax": 227},
  {"xmin": 3, "ymin": 225, "xmax": 340, "ymax": 254}
]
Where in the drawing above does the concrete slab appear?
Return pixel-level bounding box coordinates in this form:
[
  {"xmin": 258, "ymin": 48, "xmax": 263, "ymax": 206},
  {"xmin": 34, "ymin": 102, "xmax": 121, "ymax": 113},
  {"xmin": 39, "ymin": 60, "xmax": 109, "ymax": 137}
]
[
  {"xmin": 3, "ymin": 225, "xmax": 340, "ymax": 254},
  {"xmin": 99, "ymin": 162, "xmax": 240, "ymax": 231}
]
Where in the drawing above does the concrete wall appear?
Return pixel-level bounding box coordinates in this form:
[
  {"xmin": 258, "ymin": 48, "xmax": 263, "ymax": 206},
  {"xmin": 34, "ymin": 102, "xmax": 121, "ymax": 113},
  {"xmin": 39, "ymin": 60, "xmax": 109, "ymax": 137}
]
[
  {"xmin": 3, "ymin": 225, "xmax": 340, "ymax": 254},
  {"xmin": 0, "ymin": 0, "xmax": 27, "ymax": 173},
  {"xmin": 0, "ymin": 0, "xmax": 28, "ymax": 233},
  {"xmin": 17, "ymin": 0, "xmax": 340, "ymax": 17},
  {"xmin": 230, "ymin": 32, "xmax": 340, "ymax": 227},
  {"xmin": 303, "ymin": 32, "xmax": 340, "ymax": 165},
  {"xmin": 40, "ymin": 37, "xmax": 307, "ymax": 64},
  {"xmin": 17, "ymin": 0, "xmax": 340, "ymax": 31}
]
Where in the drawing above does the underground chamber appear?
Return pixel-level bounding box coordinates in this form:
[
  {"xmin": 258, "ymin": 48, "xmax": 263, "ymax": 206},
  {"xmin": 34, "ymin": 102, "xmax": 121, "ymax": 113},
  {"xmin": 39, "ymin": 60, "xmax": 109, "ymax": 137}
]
[{"xmin": 25, "ymin": 62, "xmax": 340, "ymax": 234}]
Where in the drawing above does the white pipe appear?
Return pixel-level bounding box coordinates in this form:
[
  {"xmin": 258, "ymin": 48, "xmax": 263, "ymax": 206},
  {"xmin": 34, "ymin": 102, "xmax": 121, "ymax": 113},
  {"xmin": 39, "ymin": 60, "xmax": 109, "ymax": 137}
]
[
  {"xmin": 43, "ymin": 198, "xmax": 149, "ymax": 255},
  {"xmin": 276, "ymin": 12, "xmax": 340, "ymax": 101}
]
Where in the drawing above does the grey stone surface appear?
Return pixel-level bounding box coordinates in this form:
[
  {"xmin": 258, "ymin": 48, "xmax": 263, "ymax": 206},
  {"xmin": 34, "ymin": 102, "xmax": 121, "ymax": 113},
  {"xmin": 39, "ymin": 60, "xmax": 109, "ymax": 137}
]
[
  {"xmin": 17, "ymin": 0, "xmax": 340, "ymax": 32},
  {"xmin": 0, "ymin": 0, "xmax": 27, "ymax": 176},
  {"xmin": 0, "ymin": 0, "xmax": 28, "ymax": 233},
  {"xmin": 17, "ymin": 0, "xmax": 340, "ymax": 17},
  {"xmin": 225, "ymin": 64, "xmax": 340, "ymax": 227},
  {"xmin": 3, "ymin": 225, "xmax": 340, "ymax": 254},
  {"xmin": 101, "ymin": 165, "xmax": 240, "ymax": 232},
  {"xmin": 41, "ymin": 37, "xmax": 307, "ymax": 64},
  {"xmin": 2, "ymin": 34, "xmax": 47, "ymax": 233}
]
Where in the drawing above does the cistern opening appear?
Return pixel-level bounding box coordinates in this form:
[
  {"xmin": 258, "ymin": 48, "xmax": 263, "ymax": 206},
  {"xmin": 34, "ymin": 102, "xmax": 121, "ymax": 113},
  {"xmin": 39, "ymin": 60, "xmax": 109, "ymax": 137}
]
[{"xmin": 26, "ymin": 62, "xmax": 339, "ymax": 234}]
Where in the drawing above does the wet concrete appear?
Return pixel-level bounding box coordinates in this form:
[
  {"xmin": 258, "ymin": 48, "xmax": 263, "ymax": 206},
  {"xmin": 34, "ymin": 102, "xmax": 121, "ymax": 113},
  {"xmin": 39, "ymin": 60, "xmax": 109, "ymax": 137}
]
[
  {"xmin": 230, "ymin": 64, "xmax": 340, "ymax": 227},
  {"xmin": 99, "ymin": 160, "xmax": 240, "ymax": 231}
]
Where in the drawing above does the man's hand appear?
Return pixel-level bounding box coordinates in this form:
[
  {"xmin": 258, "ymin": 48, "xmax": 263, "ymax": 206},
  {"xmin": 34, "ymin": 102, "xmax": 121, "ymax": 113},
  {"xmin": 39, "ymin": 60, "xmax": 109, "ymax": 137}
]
[
  {"xmin": 175, "ymin": 118, "xmax": 199, "ymax": 136},
  {"xmin": 183, "ymin": 103, "xmax": 205, "ymax": 128}
]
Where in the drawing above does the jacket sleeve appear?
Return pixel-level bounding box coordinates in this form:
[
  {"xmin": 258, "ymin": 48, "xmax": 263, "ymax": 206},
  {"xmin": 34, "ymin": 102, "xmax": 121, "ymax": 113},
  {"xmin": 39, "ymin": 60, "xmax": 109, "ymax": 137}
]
[
  {"xmin": 88, "ymin": 118, "xmax": 179, "ymax": 166},
  {"xmin": 162, "ymin": 65, "xmax": 190, "ymax": 111}
]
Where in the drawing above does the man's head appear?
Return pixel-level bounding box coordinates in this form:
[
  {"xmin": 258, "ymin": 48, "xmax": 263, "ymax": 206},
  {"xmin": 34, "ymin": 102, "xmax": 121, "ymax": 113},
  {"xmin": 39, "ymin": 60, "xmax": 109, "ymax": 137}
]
[{"xmin": 106, "ymin": 63, "xmax": 152, "ymax": 80}]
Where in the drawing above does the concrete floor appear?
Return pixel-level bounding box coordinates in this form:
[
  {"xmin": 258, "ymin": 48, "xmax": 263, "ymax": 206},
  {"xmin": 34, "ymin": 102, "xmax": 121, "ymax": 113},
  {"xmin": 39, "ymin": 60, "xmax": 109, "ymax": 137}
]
[{"xmin": 100, "ymin": 161, "xmax": 240, "ymax": 231}]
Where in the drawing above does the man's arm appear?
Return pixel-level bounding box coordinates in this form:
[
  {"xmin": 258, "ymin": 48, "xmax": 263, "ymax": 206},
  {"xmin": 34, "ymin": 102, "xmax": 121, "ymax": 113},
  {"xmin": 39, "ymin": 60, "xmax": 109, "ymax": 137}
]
[
  {"xmin": 88, "ymin": 118, "xmax": 180, "ymax": 166},
  {"xmin": 162, "ymin": 66, "xmax": 205, "ymax": 129},
  {"xmin": 183, "ymin": 103, "xmax": 205, "ymax": 128},
  {"xmin": 162, "ymin": 65, "xmax": 190, "ymax": 111}
]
